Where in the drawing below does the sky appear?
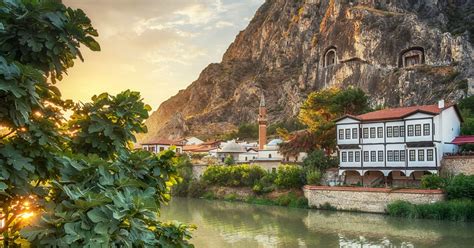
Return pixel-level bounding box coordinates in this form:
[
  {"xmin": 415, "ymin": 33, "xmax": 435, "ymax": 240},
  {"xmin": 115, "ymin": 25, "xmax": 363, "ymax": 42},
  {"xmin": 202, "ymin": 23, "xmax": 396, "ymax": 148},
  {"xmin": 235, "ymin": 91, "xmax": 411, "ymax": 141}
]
[{"xmin": 61, "ymin": 0, "xmax": 264, "ymax": 110}]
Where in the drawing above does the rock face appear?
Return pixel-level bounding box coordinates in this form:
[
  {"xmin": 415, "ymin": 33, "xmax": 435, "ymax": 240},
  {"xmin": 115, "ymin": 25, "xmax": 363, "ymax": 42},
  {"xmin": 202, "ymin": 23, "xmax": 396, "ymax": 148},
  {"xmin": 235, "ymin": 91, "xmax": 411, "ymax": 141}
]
[{"xmin": 139, "ymin": 0, "xmax": 474, "ymax": 142}]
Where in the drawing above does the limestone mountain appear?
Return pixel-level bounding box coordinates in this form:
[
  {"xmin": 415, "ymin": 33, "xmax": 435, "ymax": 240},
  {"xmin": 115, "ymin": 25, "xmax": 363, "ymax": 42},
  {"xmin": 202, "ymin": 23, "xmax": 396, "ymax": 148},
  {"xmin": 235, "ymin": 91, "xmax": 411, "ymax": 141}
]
[{"xmin": 139, "ymin": 0, "xmax": 474, "ymax": 142}]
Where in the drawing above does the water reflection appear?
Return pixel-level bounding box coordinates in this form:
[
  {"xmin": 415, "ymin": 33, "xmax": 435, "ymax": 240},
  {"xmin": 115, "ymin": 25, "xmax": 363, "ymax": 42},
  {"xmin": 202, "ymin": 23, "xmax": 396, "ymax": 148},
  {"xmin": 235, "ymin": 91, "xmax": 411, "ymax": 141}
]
[{"xmin": 160, "ymin": 198, "xmax": 474, "ymax": 248}]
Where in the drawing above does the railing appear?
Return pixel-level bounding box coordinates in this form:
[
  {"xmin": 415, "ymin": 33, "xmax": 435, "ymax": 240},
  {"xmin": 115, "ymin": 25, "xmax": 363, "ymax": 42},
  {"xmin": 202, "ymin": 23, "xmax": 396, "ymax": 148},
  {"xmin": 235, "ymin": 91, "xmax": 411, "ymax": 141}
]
[{"xmin": 444, "ymin": 151, "xmax": 474, "ymax": 157}]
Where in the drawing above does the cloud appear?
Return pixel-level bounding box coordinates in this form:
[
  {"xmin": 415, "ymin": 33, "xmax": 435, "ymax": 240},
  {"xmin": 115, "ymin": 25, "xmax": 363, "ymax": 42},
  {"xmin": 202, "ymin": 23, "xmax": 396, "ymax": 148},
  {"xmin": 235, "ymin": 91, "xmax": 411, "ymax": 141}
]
[{"xmin": 61, "ymin": 0, "xmax": 264, "ymax": 110}]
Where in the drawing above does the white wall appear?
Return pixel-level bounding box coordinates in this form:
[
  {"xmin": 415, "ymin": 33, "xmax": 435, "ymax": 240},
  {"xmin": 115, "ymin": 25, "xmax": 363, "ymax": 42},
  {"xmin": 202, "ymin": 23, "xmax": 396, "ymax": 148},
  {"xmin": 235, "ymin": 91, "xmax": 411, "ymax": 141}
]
[
  {"xmin": 337, "ymin": 123, "xmax": 360, "ymax": 145},
  {"xmin": 361, "ymin": 123, "xmax": 384, "ymax": 144},
  {"xmin": 440, "ymin": 107, "xmax": 461, "ymax": 154}
]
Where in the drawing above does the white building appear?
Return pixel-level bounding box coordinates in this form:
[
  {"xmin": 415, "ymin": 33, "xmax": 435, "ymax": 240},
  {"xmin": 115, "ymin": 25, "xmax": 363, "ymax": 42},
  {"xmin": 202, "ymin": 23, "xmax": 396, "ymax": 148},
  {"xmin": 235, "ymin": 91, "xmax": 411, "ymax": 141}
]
[
  {"xmin": 182, "ymin": 137, "xmax": 204, "ymax": 145},
  {"xmin": 335, "ymin": 101, "xmax": 462, "ymax": 184},
  {"xmin": 141, "ymin": 139, "xmax": 185, "ymax": 154}
]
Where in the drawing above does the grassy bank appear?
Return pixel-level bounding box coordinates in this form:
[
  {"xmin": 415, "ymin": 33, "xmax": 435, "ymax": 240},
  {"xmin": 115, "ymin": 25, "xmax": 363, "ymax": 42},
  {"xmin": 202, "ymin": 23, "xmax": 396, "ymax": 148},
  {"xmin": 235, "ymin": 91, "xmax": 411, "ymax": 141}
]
[
  {"xmin": 387, "ymin": 200, "xmax": 474, "ymax": 222},
  {"xmin": 201, "ymin": 189, "xmax": 309, "ymax": 209}
]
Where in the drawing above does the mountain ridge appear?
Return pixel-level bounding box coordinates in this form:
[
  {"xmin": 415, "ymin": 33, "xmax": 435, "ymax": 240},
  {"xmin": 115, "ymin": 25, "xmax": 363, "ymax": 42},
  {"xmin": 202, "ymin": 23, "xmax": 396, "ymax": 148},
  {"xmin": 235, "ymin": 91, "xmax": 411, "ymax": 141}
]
[{"xmin": 138, "ymin": 0, "xmax": 474, "ymax": 142}]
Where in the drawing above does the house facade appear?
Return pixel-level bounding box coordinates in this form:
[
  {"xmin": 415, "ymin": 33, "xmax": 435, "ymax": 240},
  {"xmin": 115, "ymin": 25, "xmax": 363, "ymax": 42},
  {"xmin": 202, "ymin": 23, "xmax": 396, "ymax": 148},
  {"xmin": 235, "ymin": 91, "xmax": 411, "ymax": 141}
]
[
  {"xmin": 141, "ymin": 139, "xmax": 185, "ymax": 154},
  {"xmin": 336, "ymin": 101, "xmax": 462, "ymax": 184}
]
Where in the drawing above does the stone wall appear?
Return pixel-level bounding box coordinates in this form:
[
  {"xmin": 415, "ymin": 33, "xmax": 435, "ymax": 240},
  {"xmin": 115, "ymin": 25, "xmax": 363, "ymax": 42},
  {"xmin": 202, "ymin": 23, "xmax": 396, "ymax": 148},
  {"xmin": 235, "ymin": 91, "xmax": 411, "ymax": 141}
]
[
  {"xmin": 303, "ymin": 186, "xmax": 445, "ymax": 213},
  {"xmin": 440, "ymin": 156, "xmax": 474, "ymax": 176}
]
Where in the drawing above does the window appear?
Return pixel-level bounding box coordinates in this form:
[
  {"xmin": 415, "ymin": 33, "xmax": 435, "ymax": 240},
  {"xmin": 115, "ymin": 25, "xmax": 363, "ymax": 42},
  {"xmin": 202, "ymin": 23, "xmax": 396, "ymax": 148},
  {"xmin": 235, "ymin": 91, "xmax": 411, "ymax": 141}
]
[
  {"xmin": 339, "ymin": 129, "xmax": 344, "ymax": 140},
  {"xmin": 400, "ymin": 126, "xmax": 405, "ymax": 137},
  {"xmin": 352, "ymin": 128, "xmax": 358, "ymax": 139},
  {"xmin": 370, "ymin": 127, "xmax": 376, "ymax": 139},
  {"xmin": 176, "ymin": 148, "xmax": 181, "ymax": 153},
  {"xmin": 409, "ymin": 150, "xmax": 416, "ymax": 161},
  {"xmin": 348, "ymin": 151, "xmax": 354, "ymax": 162},
  {"xmin": 393, "ymin": 126, "xmax": 399, "ymax": 137},
  {"xmin": 151, "ymin": 147, "xmax": 156, "ymax": 153},
  {"xmin": 245, "ymin": 157, "xmax": 248, "ymax": 161},
  {"xmin": 427, "ymin": 149, "xmax": 434, "ymax": 161},
  {"xmin": 345, "ymin": 129, "xmax": 351, "ymax": 139},
  {"xmin": 415, "ymin": 124, "xmax": 421, "ymax": 136},
  {"xmin": 387, "ymin": 126, "xmax": 393, "ymax": 138},
  {"xmin": 342, "ymin": 152, "xmax": 347, "ymax": 162},
  {"xmin": 269, "ymin": 154, "xmax": 272, "ymax": 158},
  {"xmin": 371, "ymin": 151, "xmax": 376, "ymax": 162},
  {"xmin": 408, "ymin": 125, "xmax": 414, "ymax": 136},
  {"xmin": 377, "ymin": 127, "xmax": 383, "ymax": 138},
  {"xmin": 363, "ymin": 128, "xmax": 369, "ymax": 139},
  {"xmin": 355, "ymin": 151, "xmax": 360, "ymax": 162},
  {"xmin": 378, "ymin": 151, "xmax": 383, "ymax": 162},
  {"xmin": 387, "ymin": 151, "xmax": 394, "ymax": 162},
  {"xmin": 400, "ymin": 150, "xmax": 406, "ymax": 161},
  {"xmin": 159, "ymin": 147, "xmax": 165, "ymax": 151},
  {"xmin": 418, "ymin": 150, "xmax": 424, "ymax": 161},
  {"xmin": 394, "ymin": 150, "xmax": 400, "ymax": 162},
  {"xmin": 325, "ymin": 48, "xmax": 337, "ymax": 67},
  {"xmin": 423, "ymin": 124, "xmax": 430, "ymax": 136},
  {"xmin": 364, "ymin": 151, "xmax": 369, "ymax": 162}
]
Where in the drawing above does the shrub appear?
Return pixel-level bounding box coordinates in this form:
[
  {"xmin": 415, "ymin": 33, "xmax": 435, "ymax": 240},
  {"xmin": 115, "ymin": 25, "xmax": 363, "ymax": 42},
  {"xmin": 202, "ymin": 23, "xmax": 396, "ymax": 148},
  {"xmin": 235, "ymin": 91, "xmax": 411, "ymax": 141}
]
[
  {"xmin": 421, "ymin": 174, "xmax": 446, "ymax": 189},
  {"xmin": 387, "ymin": 200, "xmax": 474, "ymax": 221},
  {"xmin": 306, "ymin": 170, "xmax": 322, "ymax": 185},
  {"xmin": 187, "ymin": 180, "xmax": 208, "ymax": 198},
  {"xmin": 302, "ymin": 149, "xmax": 338, "ymax": 172},
  {"xmin": 202, "ymin": 164, "xmax": 266, "ymax": 187},
  {"xmin": 446, "ymin": 174, "xmax": 474, "ymax": 200},
  {"xmin": 224, "ymin": 193, "xmax": 238, "ymax": 201},
  {"xmin": 387, "ymin": 200, "xmax": 415, "ymax": 218},
  {"xmin": 274, "ymin": 165, "xmax": 305, "ymax": 189},
  {"xmin": 224, "ymin": 155, "xmax": 235, "ymax": 165}
]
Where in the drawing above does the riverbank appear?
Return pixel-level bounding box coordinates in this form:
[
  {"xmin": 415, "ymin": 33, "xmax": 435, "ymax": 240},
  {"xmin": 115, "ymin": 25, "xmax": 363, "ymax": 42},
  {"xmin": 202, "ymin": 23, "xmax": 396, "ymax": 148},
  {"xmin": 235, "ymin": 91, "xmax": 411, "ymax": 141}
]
[{"xmin": 199, "ymin": 186, "xmax": 309, "ymax": 209}]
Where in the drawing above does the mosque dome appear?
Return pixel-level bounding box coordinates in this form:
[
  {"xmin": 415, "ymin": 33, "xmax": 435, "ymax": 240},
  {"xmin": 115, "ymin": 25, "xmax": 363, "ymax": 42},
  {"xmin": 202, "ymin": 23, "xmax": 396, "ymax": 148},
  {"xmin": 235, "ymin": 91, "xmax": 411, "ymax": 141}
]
[
  {"xmin": 267, "ymin": 139, "xmax": 283, "ymax": 146},
  {"xmin": 220, "ymin": 141, "xmax": 246, "ymax": 153}
]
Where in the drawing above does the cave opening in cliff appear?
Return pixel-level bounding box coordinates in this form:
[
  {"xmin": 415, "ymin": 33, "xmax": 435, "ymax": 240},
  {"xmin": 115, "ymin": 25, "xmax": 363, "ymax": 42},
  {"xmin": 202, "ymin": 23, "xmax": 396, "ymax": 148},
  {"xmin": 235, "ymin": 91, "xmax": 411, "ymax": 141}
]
[
  {"xmin": 324, "ymin": 47, "xmax": 337, "ymax": 67},
  {"xmin": 399, "ymin": 47, "xmax": 425, "ymax": 67}
]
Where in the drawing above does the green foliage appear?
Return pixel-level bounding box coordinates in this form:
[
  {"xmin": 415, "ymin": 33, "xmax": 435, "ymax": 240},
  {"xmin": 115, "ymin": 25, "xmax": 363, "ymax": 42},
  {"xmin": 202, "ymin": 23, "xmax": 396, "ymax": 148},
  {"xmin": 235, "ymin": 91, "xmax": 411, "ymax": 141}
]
[
  {"xmin": 446, "ymin": 174, "xmax": 474, "ymax": 200},
  {"xmin": 0, "ymin": 0, "xmax": 193, "ymax": 246},
  {"xmin": 421, "ymin": 174, "xmax": 446, "ymax": 189},
  {"xmin": 69, "ymin": 90, "xmax": 151, "ymax": 159},
  {"xmin": 302, "ymin": 149, "xmax": 338, "ymax": 172},
  {"xmin": 224, "ymin": 155, "xmax": 235, "ymax": 166},
  {"xmin": 187, "ymin": 180, "xmax": 208, "ymax": 198},
  {"xmin": 171, "ymin": 156, "xmax": 195, "ymax": 197},
  {"xmin": 387, "ymin": 200, "xmax": 474, "ymax": 221},
  {"xmin": 274, "ymin": 165, "xmax": 305, "ymax": 189},
  {"xmin": 281, "ymin": 87, "xmax": 370, "ymax": 155},
  {"xmin": 306, "ymin": 170, "xmax": 322, "ymax": 185},
  {"xmin": 202, "ymin": 164, "xmax": 266, "ymax": 187},
  {"xmin": 0, "ymin": 0, "xmax": 100, "ymax": 80},
  {"xmin": 224, "ymin": 193, "xmax": 238, "ymax": 202}
]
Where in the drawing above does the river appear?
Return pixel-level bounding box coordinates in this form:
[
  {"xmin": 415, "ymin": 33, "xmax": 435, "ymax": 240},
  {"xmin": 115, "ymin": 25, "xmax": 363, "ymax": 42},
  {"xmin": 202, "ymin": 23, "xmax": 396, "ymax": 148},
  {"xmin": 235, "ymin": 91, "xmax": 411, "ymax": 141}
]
[{"xmin": 160, "ymin": 197, "xmax": 474, "ymax": 248}]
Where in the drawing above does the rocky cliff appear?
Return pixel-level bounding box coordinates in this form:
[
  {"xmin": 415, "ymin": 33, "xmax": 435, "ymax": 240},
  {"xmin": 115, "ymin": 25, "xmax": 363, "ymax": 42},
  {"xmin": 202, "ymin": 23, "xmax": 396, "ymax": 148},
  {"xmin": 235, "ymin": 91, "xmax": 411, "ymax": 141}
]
[{"xmin": 139, "ymin": 0, "xmax": 474, "ymax": 142}]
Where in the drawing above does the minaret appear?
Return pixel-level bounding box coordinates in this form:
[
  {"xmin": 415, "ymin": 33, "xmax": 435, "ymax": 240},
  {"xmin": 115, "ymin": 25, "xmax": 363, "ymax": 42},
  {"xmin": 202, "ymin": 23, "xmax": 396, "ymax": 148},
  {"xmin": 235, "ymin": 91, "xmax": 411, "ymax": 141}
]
[{"xmin": 258, "ymin": 94, "xmax": 267, "ymax": 150}]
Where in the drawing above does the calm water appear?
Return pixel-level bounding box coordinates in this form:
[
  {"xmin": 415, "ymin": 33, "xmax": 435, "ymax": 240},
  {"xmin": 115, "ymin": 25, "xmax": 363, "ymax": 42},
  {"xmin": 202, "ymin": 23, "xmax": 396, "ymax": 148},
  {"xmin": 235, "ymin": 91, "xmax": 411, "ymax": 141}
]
[{"xmin": 161, "ymin": 197, "xmax": 474, "ymax": 248}]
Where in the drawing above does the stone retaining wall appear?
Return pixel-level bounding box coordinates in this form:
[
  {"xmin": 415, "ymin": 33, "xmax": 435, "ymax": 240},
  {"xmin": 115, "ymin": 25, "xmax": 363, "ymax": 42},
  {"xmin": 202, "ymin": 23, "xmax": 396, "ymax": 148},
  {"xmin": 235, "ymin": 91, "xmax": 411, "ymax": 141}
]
[
  {"xmin": 303, "ymin": 186, "xmax": 445, "ymax": 213},
  {"xmin": 440, "ymin": 156, "xmax": 474, "ymax": 176}
]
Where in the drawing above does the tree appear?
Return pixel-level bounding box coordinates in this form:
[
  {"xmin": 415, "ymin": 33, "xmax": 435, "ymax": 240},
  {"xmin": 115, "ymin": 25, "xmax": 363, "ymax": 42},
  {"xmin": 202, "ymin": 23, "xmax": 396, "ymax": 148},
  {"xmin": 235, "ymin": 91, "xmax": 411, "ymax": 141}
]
[
  {"xmin": 224, "ymin": 155, "xmax": 235, "ymax": 166},
  {"xmin": 459, "ymin": 96, "xmax": 474, "ymax": 151},
  {"xmin": 302, "ymin": 149, "xmax": 338, "ymax": 172},
  {"xmin": 0, "ymin": 1, "xmax": 193, "ymax": 246},
  {"xmin": 279, "ymin": 87, "xmax": 370, "ymax": 156}
]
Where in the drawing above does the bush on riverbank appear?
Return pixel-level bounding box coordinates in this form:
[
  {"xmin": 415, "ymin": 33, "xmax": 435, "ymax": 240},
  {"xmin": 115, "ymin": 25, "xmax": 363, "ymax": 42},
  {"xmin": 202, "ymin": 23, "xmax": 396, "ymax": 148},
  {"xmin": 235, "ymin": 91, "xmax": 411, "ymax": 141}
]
[
  {"xmin": 387, "ymin": 200, "xmax": 474, "ymax": 221},
  {"xmin": 421, "ymin": 174, "xmax": 474, "ymax": 200},
  {"xmin": 202, "ymin": 164, "xmax": 266, "ymax": 187},
  {"xmin": 274, "ymin": 165, "xmax": 306, "ymax": 189}
]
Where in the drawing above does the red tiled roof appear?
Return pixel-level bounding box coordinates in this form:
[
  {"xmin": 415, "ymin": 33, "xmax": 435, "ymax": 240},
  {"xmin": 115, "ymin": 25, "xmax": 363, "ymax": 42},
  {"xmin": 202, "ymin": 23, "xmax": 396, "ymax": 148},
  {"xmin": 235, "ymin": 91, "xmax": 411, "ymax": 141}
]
[
  {"xmin": 356, "ymin": 104, "xmax": 452, "ymax": 121},
  {"xmin": 141, "ymin": 139, "xmax": 185, "ymax": 146},
  {"xmin": 450, "ymin": 135, "xmax": 474, "ymax": 145},
  {"xmin": 183, "ymin": 144, "xmax": 217, "ymax": 152}
]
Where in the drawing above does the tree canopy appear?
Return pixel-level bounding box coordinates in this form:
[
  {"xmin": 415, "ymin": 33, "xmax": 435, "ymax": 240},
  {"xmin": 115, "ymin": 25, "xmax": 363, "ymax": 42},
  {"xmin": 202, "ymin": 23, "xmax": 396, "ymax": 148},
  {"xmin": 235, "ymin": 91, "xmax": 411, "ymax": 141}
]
[
  {"xmin": 279, "ymin": 87, "xmax": 370, "ymax": 155},
  {"xmin": 0, "ymin": 0, "xmax": 193, "ymax": 246}
]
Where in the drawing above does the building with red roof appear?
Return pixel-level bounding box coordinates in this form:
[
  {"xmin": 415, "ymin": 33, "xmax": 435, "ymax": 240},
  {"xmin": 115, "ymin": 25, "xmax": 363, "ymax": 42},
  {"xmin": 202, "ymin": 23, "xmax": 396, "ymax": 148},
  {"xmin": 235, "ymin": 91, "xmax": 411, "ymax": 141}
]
[{"xmin": 335, "ymin": 100, "xmax": 463, "ymax": 186}]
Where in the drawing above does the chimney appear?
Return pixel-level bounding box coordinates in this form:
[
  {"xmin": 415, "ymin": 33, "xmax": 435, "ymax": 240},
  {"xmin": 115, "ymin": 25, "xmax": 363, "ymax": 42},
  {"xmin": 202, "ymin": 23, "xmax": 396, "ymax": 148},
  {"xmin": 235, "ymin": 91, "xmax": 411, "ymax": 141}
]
[{"xmin": 438, "ymin": 100, "xmax": 445, "ymax": 109}]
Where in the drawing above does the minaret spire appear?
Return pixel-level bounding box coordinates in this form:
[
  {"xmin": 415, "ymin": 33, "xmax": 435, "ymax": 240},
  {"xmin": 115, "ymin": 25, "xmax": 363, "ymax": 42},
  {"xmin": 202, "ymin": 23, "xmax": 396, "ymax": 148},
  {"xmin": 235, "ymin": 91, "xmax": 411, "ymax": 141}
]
[{"xmin": 258, "ymin": 93, "xmax": 267, "ymax": 150}]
